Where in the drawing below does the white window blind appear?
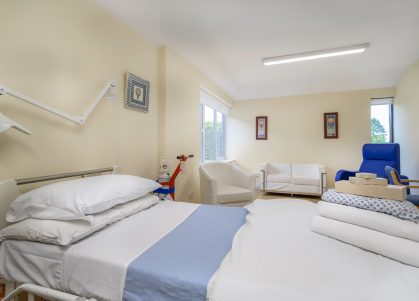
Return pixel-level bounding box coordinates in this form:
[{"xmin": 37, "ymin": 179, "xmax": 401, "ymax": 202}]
[
  {"xmin": 371, "ymin": 98, "xmax": 393, "ymax": 105},
  {"xmin": 200, "ymin": 89, "xmax": 231, "ymax": 115}
]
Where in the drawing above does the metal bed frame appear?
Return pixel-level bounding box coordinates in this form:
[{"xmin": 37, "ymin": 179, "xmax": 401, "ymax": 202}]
[{"xmin": 2, "ymin": 167, "xmax": 117, "ymax": 301}]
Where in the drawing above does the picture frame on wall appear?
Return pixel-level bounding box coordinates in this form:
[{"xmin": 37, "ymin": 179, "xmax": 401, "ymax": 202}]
[
  {"xmin": 125, "ymin": 72, "xmax": 150, "ymax": 112},
  {"xmin": 324, "ymin": 112, "xmax": 339, "ymax": 139},
  {"xmin": 256, "ymin": 116, "xmax": 268, "ymax": 140}
]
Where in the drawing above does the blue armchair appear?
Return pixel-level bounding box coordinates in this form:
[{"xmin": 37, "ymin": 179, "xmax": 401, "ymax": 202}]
[{"xmin": 335, "ymin": 143, "xmax": 407, "ymax": 182}]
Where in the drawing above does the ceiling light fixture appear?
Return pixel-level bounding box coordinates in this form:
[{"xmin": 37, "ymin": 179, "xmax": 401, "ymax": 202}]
[{"xmin": 262, "ymin": 43, "xmax": 369, "ymax": 66}]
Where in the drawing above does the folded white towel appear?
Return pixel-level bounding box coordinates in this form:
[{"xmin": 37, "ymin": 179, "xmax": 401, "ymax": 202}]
[
  {"xmin": 311, "ymin": 215, "xmax": 419, "ymax": 268},
  {"xmin": 318, "ymin": 201, "xmax": 419, "ymax": 242}
]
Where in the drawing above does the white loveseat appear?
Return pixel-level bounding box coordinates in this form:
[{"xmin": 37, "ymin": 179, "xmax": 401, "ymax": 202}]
[
  {"xmin": 261, "ymin": 163, "xmax": 326, "ymax": 196},
  {"xmin": 199, "ymin": 162, "xmax": 256, "ymax": 206}
]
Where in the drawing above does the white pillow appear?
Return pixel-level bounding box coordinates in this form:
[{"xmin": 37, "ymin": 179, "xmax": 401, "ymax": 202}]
[
  {"xmin": 1, "ymin": 194, "xmax": 160, "ymax": 246},
  {"xmin": 6, "ymin": 174, "xmax": 161, "ymax": 223}
]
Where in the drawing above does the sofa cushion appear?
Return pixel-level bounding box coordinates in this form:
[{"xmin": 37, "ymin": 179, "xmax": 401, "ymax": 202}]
[
  {"xmin": 268, "ymin": 163, "xmax": 291, "ymax": 176},
  {"xmin": 292, "ymin": 163, "xmax": 321, "ymax": 186},
  {"xmin": 218, "ymin": 184, "xmax": 252, "ymax": 204},
  {"xmin": 292, "ymin": 176, "xmax": 319, "ymax": 186},
  {"xmin": 267, "ymin": 173, "xmax": 292, "ymax": 183}
]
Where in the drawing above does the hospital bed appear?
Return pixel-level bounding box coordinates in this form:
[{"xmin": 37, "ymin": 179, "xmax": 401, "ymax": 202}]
[{"xmin": 1, "ymin": 168, "xmax": 419, "ymax": 301}]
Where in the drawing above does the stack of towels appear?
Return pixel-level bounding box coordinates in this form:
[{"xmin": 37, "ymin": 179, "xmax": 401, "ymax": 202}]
[{"xmin": 311, "ymin": 189, "xmax": 419, "ymax": 268}]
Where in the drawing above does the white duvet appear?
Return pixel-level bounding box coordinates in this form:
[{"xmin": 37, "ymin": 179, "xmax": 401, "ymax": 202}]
[{"xmin": 2, "ymin": 199, "xmax": 419, "ymax": 301}]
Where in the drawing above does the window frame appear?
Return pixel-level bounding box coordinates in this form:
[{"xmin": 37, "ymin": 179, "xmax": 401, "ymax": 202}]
[{"xmin": 370, "ymin": 97, "xmax": 394, "ymax": 144}]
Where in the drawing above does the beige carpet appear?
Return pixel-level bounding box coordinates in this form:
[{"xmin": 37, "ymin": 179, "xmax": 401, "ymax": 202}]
[{"xmin": 256, "ymin": 190, "xmax": 320, "ymax": 203}]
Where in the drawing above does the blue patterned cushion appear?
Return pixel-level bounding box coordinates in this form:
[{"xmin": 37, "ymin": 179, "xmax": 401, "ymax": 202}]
[{"xmin": 322, "ymin": 189, "xmax": 419, "ymax": 223}]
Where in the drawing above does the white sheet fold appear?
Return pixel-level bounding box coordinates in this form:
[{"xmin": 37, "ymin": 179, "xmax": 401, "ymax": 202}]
[
  {"xmin": 318, "ymin": 201, "xmax": 419, "ymax": 242},
  {"xmin": 311, "ymin": 215, "xmax": 419, "ymax": 268}
]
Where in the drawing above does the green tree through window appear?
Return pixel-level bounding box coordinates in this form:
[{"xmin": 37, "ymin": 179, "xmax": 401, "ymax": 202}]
[{"xmin": 371, "ymin": 117, "xmax": 387, "ymax": 143}]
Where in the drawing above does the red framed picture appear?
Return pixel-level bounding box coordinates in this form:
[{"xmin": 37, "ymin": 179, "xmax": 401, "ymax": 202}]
[
  {"xmin": 256, "ymin": 116, "xmax": 268, "ymax": 140},
  {"xmin": 324, "ymin": 112, "xmax": 338, "ymax": 139}
]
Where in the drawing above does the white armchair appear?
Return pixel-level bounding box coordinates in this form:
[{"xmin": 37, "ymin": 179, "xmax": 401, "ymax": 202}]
[{"xmin": 199, "ymin": 162, "xmax": 256, "ymax": 205}]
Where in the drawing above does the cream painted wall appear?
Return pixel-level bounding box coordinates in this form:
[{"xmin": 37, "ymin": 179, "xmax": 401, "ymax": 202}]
[
  {"xmin": 0, "ymin": 0, "xmax": 404, "ymax": 203},
  {"xmin": 0, "ymin": 0, "xmax": 161, "ymax": 184},
  {"xmin": 394, "ymin": 59, "xmax": 419, "ymax": 187},
  {"xmin": 227, "ymin": 88, "xmax": 395, "ymax": 187},
  {"xmin": 161, "ymin": 47, "xmax": 234, "ymax": 202}
]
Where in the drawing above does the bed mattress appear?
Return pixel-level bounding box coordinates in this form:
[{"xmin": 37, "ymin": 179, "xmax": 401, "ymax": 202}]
[{"xmin": 2, "ymin": 199, "xmax": 419, "ymax": 301}]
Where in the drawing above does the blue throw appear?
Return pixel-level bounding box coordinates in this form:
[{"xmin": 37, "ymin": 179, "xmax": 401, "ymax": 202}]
[{"xmin": 123, "ymin": 205, "xmax": 248, "ymax": 301}]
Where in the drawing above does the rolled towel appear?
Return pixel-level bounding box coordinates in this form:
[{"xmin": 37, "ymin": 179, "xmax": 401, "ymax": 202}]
[
  {"xmin": 318, "ymin": 201, "xmax": 419, "ymax": 242},
  {"xmin": 311, "ymin": 215, "xmax": 419, "ymax": 268},
  {"xmin": 322, "ymin": 189, "xmax": 419, "ymax": 223}
]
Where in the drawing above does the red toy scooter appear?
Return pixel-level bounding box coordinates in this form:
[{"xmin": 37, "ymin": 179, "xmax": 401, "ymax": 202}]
[{"xmin": 154, "ymin": 154, "xmax": 194, "ymax": 200}]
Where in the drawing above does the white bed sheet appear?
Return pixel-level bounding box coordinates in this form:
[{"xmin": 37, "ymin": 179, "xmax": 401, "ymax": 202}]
[
  {"xmin": 0, "ymin": 200, "xmax": 199, "ymax": 301},
  {"xmin": 207, "ymin": 199, "xmax": 419, "ymax": 301}
]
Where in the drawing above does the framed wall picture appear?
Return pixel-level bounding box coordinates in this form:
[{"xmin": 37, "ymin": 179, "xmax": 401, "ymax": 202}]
[
  {"xmin": 256, "ymin": 116, "xmax": 268, "ymax": 140},
  {"xmin": 125, "ymin": 72, "xmax": 150, "ymax": 112},
  {"xmin": 324, "ymin": 112, "xmax": 339, "ymax": 139}
]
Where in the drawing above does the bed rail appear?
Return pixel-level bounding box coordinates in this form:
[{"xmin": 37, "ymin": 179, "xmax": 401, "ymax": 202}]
[
  {"xmin": 3, "ymin": 283, "xmax": 97, "ymax": 301},
  {"xmin": 1, "ymin": 167, "xmax": 116, "ymax": 301},
  {"xmin": 15, "ymin": 167, "xmax": 116, "ymax": 185}
]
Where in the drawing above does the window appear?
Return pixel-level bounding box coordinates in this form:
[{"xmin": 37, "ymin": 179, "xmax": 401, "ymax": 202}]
[
  {"xmin": 202, "ymin": 105, "xmax": 225, "ymax": 161},
  {"xmin": 370, "ymin": 98, "xmax": 393, "ymax": 143},
  {"xmin": 200, "ymin": 90, "xmax": 230, "ymax": 162}
]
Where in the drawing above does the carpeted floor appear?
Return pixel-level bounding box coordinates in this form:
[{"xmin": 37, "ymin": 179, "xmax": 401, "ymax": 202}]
[{"xmin": 256, "ymin": 190, "xmax": 321, "ymax": 203}]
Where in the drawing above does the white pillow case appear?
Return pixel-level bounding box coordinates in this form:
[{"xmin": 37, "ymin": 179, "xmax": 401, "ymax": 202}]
[
  {"xmin": 0, "ymin": 194, "xmax": 160, "ymax": 246},
  {"xmin": 6, "ymin": 174, "xmax": 161, "ymax": 223}
]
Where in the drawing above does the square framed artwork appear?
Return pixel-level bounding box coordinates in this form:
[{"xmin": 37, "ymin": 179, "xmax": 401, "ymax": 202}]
[
  {"xmin": 324, "ymin": 112, "xmax": 338, "ymax": 139},
  {"xmin": 256, "ymin": 116, "xmax": 268, "ymax": 140},
  {"xmin": 125, "ymin": 72, "xmax": 150, "ymax": 112}
]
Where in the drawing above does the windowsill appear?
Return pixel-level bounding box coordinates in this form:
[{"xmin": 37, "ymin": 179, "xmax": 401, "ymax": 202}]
[{"xmin": 202, "ymin": 159, "xmax": 235, "ymax": 164}]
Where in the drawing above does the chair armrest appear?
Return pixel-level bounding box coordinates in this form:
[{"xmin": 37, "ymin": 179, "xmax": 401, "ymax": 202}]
[
  {"xmin": 399, "ymin": 174, "xmax": 411, "ymax": 194},
  {"xmin": 260, "ymin": 169, "xmax": 266, "ymax": 191},
  {"xmin": 335, "ymin": 169, "xmax": 358, "ymax": 181},
  {"xmin": 199, "ymin": 167, "xmax": 218, "ymax": 204},
  {"xmin": 400, "ymin": 179, "xmax": 419, "ymax": 183}
]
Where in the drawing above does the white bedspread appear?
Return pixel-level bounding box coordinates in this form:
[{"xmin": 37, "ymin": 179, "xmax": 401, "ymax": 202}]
[
  {"xmin": 208, "ymin": 199, "xmax": 419, "ymax": 301},
  {"xmin": 318, "ymin": 200, "xmax": 419, "ymax": 242}
]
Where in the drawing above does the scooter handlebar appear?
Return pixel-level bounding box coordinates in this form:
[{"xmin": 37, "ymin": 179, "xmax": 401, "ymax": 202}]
[{"xmin": 176, "ymin": 154, "xmax": 194, "ymax": 159}]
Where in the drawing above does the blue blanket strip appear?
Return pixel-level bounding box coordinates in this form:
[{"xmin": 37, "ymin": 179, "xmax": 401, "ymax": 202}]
[{"xmin": 123, "ymin": 204, "xmax": 248, "ymax": 301}]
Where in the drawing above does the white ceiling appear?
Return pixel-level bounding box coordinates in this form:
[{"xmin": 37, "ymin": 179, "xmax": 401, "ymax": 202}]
[{"xmin": 97, "ymin": 0, "xmax": 419, "ymax": 100}]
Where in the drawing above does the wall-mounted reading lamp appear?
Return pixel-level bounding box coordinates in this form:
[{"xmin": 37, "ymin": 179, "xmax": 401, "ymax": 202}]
[{"xmin": 0, "ymin": 80, "xmax": 117, "ymax": 135}]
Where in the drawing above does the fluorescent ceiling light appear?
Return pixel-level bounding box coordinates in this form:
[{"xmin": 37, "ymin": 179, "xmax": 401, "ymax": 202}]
[
  {"xmin": 0, "ymin": 112, "xmax": 32, "ymax": 135},
  {"xmin": 262, "ymin": 43, "xmax": 369, "ymax": 66}
]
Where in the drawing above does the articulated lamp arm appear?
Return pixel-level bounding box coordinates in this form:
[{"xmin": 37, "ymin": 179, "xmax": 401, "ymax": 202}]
[{"xmin": 0, "ymin": 80, "xmax": 116, "ymax": 134}]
